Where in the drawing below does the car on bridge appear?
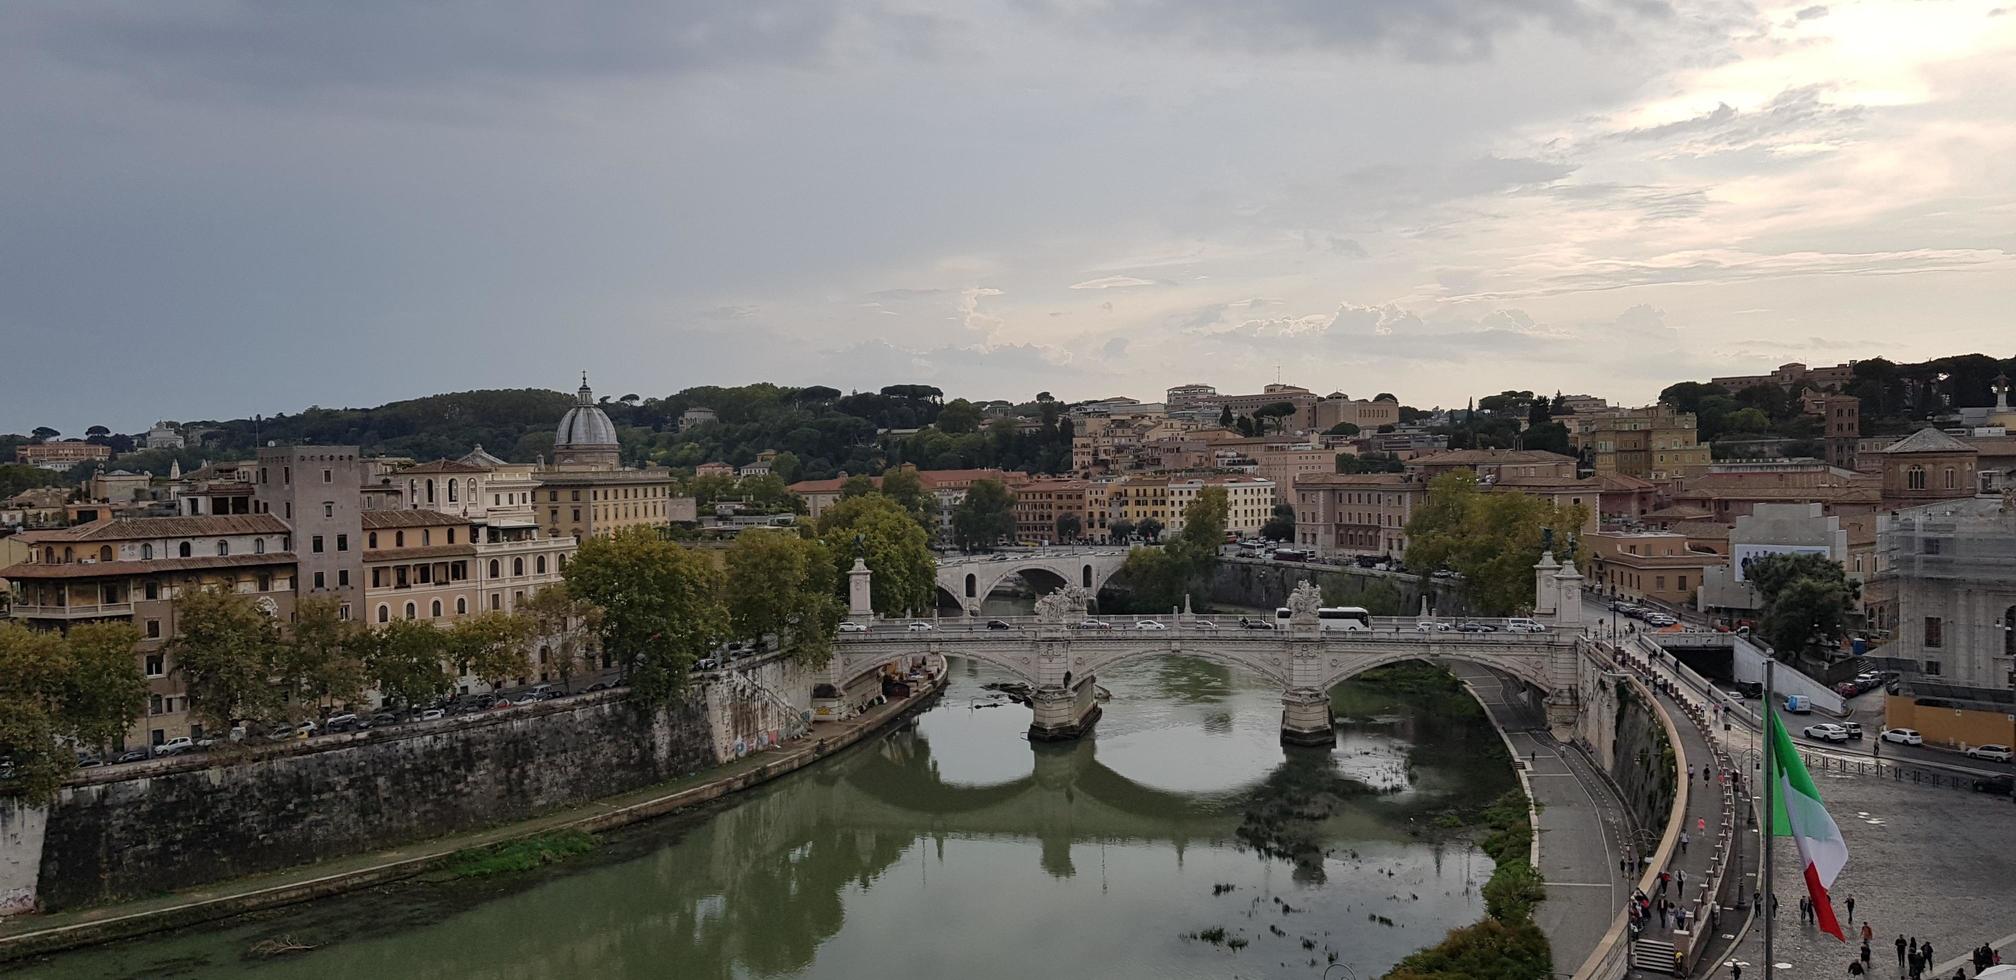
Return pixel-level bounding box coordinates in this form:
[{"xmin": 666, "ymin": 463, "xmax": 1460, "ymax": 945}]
[
  {"xmin": 906, "ymin": 621, "xmax": 936, "ymax": 632},
  {"xmin": 1185, "ymin": 620, "xmax": 1218, "ymax": 630},
  {"xmin": 838, "ymin": 622, "xmax": 868, "ymax": 633},
  {"xmin": 1803, "ymin": 723, "xmax": 1852, "ymax": 743},
  {"xmin": 1504, "ymin": 618, "xmax": 1548, "ymax": 634},
  {"xmin": 1132, "ymin": 620, "xmax": 1167, "ymax": 631},
  {"xmin": 986, "ymin": 619, "xmax": 1013, "ymax": 630},
  {"xmin": 1882, "ymin": 728, "xmax": 1924, "ymax": 746},
  {"xmin": 1966, "ymin": 744, "xmax": 2013, "ymax": 763},
  {"xmin": 1075, "ymin": 619, "xmax": 1113, "ymax": 630}
]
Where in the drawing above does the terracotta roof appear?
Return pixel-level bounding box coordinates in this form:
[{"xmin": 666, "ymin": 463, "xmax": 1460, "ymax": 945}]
[
  {"xmin": 1674, "ymin": 485, "xmax": 1881, "ymax": 503},
  {"xmin": 788, "ymin": 477, "xmax": 866, "ymax": 494},
  {"xmin": 1873, "ymin": 428, "xmax": 1977, "ymax": 455},
  {"xmin": 1960, "ymin": 435, "xmax": 2016, "ymax": 459},
  {"xmin": 0, "ymin": 552, "xmax": 295, "ymax": 580},
  {"xmin": 1487, "ymin": 476, "xmax": 1600, "ymax": 489},
  {"xmin": 1642, "ymin": 505, "xmax": 1714, "ymax": 520},
  {"xmin": 360, "ymin": 509, "xmax": 470, "ymax": 529},
  {"xmin": 400, "ymin": 459, "xmax": 491, "ymax": 475},
  {"xmin": 1595, "ymin": 473, "xmax": 1659, "ymax": 491},
  {"xmin": 460, "ymin": 445, "xmax": 510, "ymax": 468},
  {"xmin": 23, "ymin": 515, "xmax": 289, "ymax": 542}
]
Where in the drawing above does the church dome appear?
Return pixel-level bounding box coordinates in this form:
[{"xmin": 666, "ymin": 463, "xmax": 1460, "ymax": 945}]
[{"xmin": 553, "ymin": 375, "xmax": 620, "ymax": 468}]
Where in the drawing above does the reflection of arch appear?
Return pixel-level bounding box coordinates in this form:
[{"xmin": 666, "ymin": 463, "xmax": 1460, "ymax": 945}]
[{"xmin": 1071, "ymin": 644, "xmax": 1292, "ymax": 688}]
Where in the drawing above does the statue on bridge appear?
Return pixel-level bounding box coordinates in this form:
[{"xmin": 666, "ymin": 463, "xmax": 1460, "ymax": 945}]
[
  {"xmin": 1285, "ymin": 580, "xmax": 1323, "ymax": 624},
  {"xmin": 1035, "ymin": 584, "xmax": 1092, "ymax": 624}
]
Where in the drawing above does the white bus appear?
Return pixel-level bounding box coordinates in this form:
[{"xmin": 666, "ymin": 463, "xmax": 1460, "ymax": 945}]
[{"xmin": 1273, "ymin": 606, "xmax": 1373, "ymax": 631}]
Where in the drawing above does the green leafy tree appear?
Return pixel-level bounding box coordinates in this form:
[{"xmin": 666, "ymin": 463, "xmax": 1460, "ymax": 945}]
[
  {"xmin": 1109, "ymin": 518, "xmax": 1136, "ymax": 543},
  {"xmin": 1324, "ymin": 421, "xmax": 1360, "ymax": 436},
  {"xmin": 725, "ymin": 531, "xmax": 844, "ymax": 667},
  {"xmin": 366, "ymin": 620, "xmax": 455, "ymax": 708},
  {"xmin": 1260, "ymin": 503, "xmax": 1295, "ymax": 542},
  {"xmin": 276, "ymin": 596, "xmax": 368, "ymax": 716},
  {"xmin": 951, "ymin": 478, "xmax": 1017, "ymax": 550},
  {"xmin": 1137, "ymin": 517, "xmax": 1165, "ymax": 543},
  {"xmin": 1385, "ymin": 918, "xmax": 1552, "ymax": 980},
  {"xmin": 1338, "ymin": 453, "xmax": 1405, "ymax": 474},
  {"xmin": 936, "ymin": 398, "xmax": 984, "ymax": 434},
  {"xmin": 1115, "ymin": 488, "xmax": 1227, "ymax": 611},
  {"xmin": 1253, "ymin": 401, "xmax": 1299, "ymax": 433},
  {"xmin": 564, "ymin": 526, "xmax": 727, "ymax": 704},
  {"xmin": 30, "ymin": 426, "xmax": 58, "ymax": 440},
  {"xmin": 877, "ymin": 466, "xmax": 936, "ymax": 529},
  {"xmin": 840, "ymin": 475, "xmax": 877, "ymax": 498},
  {"xmin": 1218, "ymin": 404, "xmax": 1234, "ymax": 428},
  {"xmin": 685, "ymin": 473, "xmax": 738, "ymax": 507},
  {"xmin": 1404, "ymin": 472, "xmax": 1587, "ymax": 615},
  {"xmin": 1747, "ymin": 552, "xmax": 1860, "ymax": 661},
  {"xmin": 1518, "ymin": 420, "xmax": 1571, "ymax": 455},
  {"xmin": 59, "ymin": 622, "xmax": 149, "ymax": 753},
  {"xmin": 1055, "ymin": 512, "xmax": 1082, "ymax": 543},
  {"xmin": 815, "ymin": 494, "xmax": 936, "ymax": 617},
  {"xmin": 0, "ymin": 623, "xmax": 71, "ymax": 801},
  {"xmin": 169, "ymin": 587, "xmax": 285, "ymax": 733},
  {"xmin": 522, "ymin": 583, "xmax": 603, "ymax": 687},
  {"xmin": 739, "ymin": 473, "xmax": 803, "ymax": 513},
  {"xmin": 768, "ymin": 450, "xmax": 803, "ymax": 484},
  {"xmin": 447, "ymin": 612, "xmax": 538, "ymax": 690}
]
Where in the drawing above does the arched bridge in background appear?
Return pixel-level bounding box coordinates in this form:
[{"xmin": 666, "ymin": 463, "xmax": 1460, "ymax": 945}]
[{"xmin": 933, "ymin": 548, "xmax": 1131, "ymax": 617}]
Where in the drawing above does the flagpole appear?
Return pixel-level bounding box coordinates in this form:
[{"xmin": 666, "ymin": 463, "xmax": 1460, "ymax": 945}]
[{"xmin": 1762, "ymin": 657, "xmax": 1776, "ymax": 971}]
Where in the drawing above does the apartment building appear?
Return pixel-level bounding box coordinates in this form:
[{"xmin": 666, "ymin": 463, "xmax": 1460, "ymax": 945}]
[
  {"xmin": 1293, "ymin": 473, "xmax": 1422, "ymax": 559},
  {"xmin": 1406, "ymin": 449, "xmax": 1577, "ymax": 482},
  {"xmin": 1170, "ymin": 476, "xmax": 1274, "ymax": 535},
  {"xmin": 1582, "ymin": 530, "xmax": 1723, "ymax": 607},
  {"xmin": 1711, "ymin": 361, "xmax": 1858, "ymax": 393},
  {"xmin": 15, "ymin": 440, "xmax": 112, "ymax": 470},
  {"xmin": 254, "ymin": 445, "xmax": 366, "ymax": 613},
  {"xmin": 1577, "ymin": 406, "xmax": 1711, "ymax": 480},
  {"xmin": 1311, "ymin": 394, "xmax": 1400, "ymax": 433},
  {"xmin": 1011, "ymin": 478, "xmax": 1093, "ymax": 544}
]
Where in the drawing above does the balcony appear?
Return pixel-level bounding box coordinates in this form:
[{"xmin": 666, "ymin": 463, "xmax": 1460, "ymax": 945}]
[{"xmin": 9, "ymin": 602, "xmax": 135, "ymax": 620}]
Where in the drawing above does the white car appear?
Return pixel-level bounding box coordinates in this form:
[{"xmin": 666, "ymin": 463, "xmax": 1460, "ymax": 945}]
[
  {"xmin": 1076, "ymin": 619, "xmax": 1113, "ymax": 630},
  {"xmin": 837, "ymin": 622, "xmax": 868, "ymax": 633},
  {"xmin": 1881, "ymin": 728, "xmax": 1923, "ymax": 746},
  {"xmin": 1185, "ymin": 620, "xmax": 1219, "ymax": 630},
  {"xmin": 154, "ymin": 736, "xmax": 196, "ymax": 757},
  {"xmin": 906, "ymin": 621, "xmax": 936, "ymax": 632},
  {"xmin": 1966, "ymin": 744, "xmax": 2013, "ymax": 762},
  {"xmin": 1504, "ymin": 619, "xmax": 1548, "ymax": 634},
  {"xmin": 1132, "ymin": 620, "xmax": 1167, "ymax": 631},
  {"xmin": 418, "ymin": 708, "xmax": 446, "ymax": 722},
  {"xmin": 1803, "ymin": 723, "xmax": 1851, "ymax": 743}
]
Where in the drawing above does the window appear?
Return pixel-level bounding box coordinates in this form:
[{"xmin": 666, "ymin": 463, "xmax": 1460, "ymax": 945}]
[
  {"xmin": 491, "ymin": 593, "xmax": 502, "ymax": 611},
  {"xmin": 431, "ymin": 599, "xmax": 442, "ymax": 618},
  {"xmin": 283, "ymin": 466, "xmax": 290, "ymax": 484},
  {"xmin": 368, "ymin": 531, "xmax": 381, "ymax": 549},
  {"xmin": 98, "ymin": 545, "xmax": 114, "ymax": 562},
  {"xmin": 145, "ymin": 653, "xmax": 164, "ymax": 676},
  {"xmin": 338, "ymin": 603, "xmax": 351, "ymax": 621},
  {"xmin": 142, "ymin": 543, "xmax": 153, "ymax": 560},
  {"xmin": 489, "ymin": 559, "xmax": 501, "ymax": 578},
  {"xmin": 1924, "ymin": 616, "xmax": 1944, "ymax": 648},
  {"xmin": 447, "ymin": 527, "xmax": 456, "ymax": 544},
  {"xmin": 323, "ymin": 468, "xmax": 333, "ymax": 483},
  {"xmin": 378, "ymin": 604, "xmax": 390, "ymax": 623},
  {"xmin": 323, "ymin": 502, "xmax": 334, "ymax": 519},
  {"xmin": 217, "ymin": 540, "xmax": 231, "ymax": 556},
  {"xmin": 395, "ymin": 531, "xmax": 406, "ymax": 547},
  {"xmin": 144, "ymin": 581, "xmax": 159, "ymax": 600},
  {"xmin": 149, "ymin": 694, "xmax": 164, "ymax": 716},
  {"xmin": 422, "ymin": 529, "xmax": 431, "ymax": 545},
  {"xmin": 1677, "ymin": 575, "xmax": 1688, "ymax": 591},
  {"xmin": 178, "ymin": 541, "xmax": 193, "ymax": 558},
  {"xmin": 1924, "ymin": 660, "xmax": 1942, "ymax": 676},
  {"xmin": 1925, "ymin": 537, "xmax": 1942, "ymax": 555},
  {"xmin": 571, "ymin": 490, "xmax": 581, "ymax": 502},
  {"xmin": 513, "ymin": 557, "xmax": 525, "ymax": 577},
  {"xmin": 146, "ymin": 619, "xmax": 161, "ymax": 639},
  {"xmin": 336, "ymin": 534, "xmax": 347, "ymax": 552},
  {"xmin": 373, "ymin": 568, "xmax": 386, "ymax": 588},
  {"xmin": 456, "ymin": 597, "xmax": 467, "ymax": 615},
  {"xmin": 404, "ymin": 602, "xmax": 417, "ymax": 621},
  {"xmin": 426, "ymin": 479, "xmax": 436, "ymax": 503},
  {"xmin": 447, "ymin": 480, "xmax": 458, "ymax": 502},
  {"xmin": 313, "ymin": 571, "xmax": 326, "ymax": 589},
  {"xmin": 536, "ymin": 555, "xmax": 547, "ymax": 574},
  {"xmin": 255, "ymin": 537, "xmax": 266, "ymax": 554},
  {"xmin": 572, "ymin": 508, "xmax": 581, "ymax": 522},
  {"xmin": 1944, "ymin": 467, "xmax": 1957, "ymax": 490},
  {"xmin": 312, "ymin": 535, "xmax": 324, "ymax": 554},
  {"xmin": 338, "ymin": 569, "xmax": 350, "ymax": 587},
  {"xmin": 285, "ymin": 502, "xmax": 292, "ymax": 519},
  {"xmin": 1907, "ymin": 465, "xmax": 1926, "ymax": 490}
]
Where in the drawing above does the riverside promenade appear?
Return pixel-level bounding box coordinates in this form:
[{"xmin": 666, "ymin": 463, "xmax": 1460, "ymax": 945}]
[{"xmin": 0, "ymin": 661, "xmax": 947, "ymax": 963}]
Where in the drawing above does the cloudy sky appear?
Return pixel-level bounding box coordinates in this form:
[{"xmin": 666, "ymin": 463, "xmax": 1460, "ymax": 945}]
[{"xmin": 5, "ymin": 1, "xmax": 2014, "ymax": 432}]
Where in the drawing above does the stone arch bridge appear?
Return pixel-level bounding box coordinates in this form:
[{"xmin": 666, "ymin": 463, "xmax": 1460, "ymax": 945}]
[{"xmin": 933, "ymin": 548, "xmax": 1130, "ymax": 617}]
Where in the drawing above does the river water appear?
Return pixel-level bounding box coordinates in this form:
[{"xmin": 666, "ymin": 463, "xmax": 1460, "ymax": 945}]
[{"xmin": 19, "ymin": 605, "xmax": 1516, "ymax": 980}]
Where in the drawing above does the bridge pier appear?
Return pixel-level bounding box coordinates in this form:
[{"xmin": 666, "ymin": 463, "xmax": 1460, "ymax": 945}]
[
  {"xmin": 1028, "ymin": 674, "xmax": 1101, "ymax": 742},
  {"xmin": 1279, "ymin": 687, "xmax": 1336, "ymax": 746}
]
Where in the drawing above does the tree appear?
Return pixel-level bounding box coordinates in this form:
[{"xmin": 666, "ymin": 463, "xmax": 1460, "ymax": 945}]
[
  {"xmin": 1724, "ymin": 407, "xmax": 1772, "ymax": 433},
  {"xmin": 1253, "ymin": 401, "xmax": 1299, "ymax": 433},
  {"xmin": 1518, "ymin": 421, "xmax": 1570, "ymax": 455},
  {"xmin": 1234, "ymin": 414, "xmax": 1256, "ymax": 437},
  {"xmin": 564, "ymin": 526, "xmax": 727, "ymax": 704},
  {"xmin": 1260, "ymin": 503, "xmax": 1296, "ymax": 542},
  {"xmin": 739, "ymin": 473, "xmax": 802, "ymax": 514},
  {"xmin": 0, "ymin": 623, "xmax": 71, "ymax": 802},
  {"xmin": 815, "ymin": 494, "xmax": 936, "ymax": 616},
  {"xmin": 1137, "ymin": 517, "xmax": 1165, "ymax": 543},
  {"xmin": 30, "ymin": 426, "xmax": 58, "ymax": 440},
  {"xmin": 521, "ymin": 583, "xmax": 603, "ymax": 687},
  {"xmin": 169, "ymin": 587, "xmax": 285, "ymax": 734},
  {"xmin": 366, "ymin": 620, "xmax": 455, "ymax": 709},
  {"xmin": 59, "ymin": 622, "xmax": 148, "ymax": 753},
  {"xmin": 1324, "ymin": 421, "xmax": 1361, "ymax": 436},
  {"xmin": 276, "ymin": 596, "xmax": 367, "ymax": 716},
  {"xmin": 447, "ymin": 612, "xmax": 538, "ymax": 690},
  {"xmin": 878, "ymin": 466, "xmax": 937, "ymax": 529},
  {"xmin": 85, "ymin": 425, "xmax": 111, "ymax": 437},
  {"xmin": 840, "ymin": 475, "xmax": 877, "ymax": 499},
  {"xmin": 1338, "ymin": 453, "xmax": 1405, "ymax": 474},
  {"xmin": 1748, "ymin": 552, "xmax": 1860, "ymax": 661},
  {"xmin": 952, "ymin": 478, "xmax": 1017, "ymax": 551},
  {"xmin": 1055, "ymin": 512, "xmax": 1083, "ymax": 543},
  {"xmin": 725, "ymin": 531, "xmax": 844, "ymax": 667},
  {"xmin": 1404, "ymin": 472, "xmax": 1588, "ymax": 615},
  {"xmin": 1385, "ymin": 918, "xmax": 1552, "ymax": 980},
  {"xmin": 1109, "ymin": 518, "xmax": 1135, "ymax": 543},
  {"xmin": 936, "ymin": 398, "xmax": 984, "ymax": 434},
  {"xmin": 1115, "ymin": 488, "xmax": 1227, "ymax": 611},
  {"xmin": 1218, "ymin": 404, "xmax": 1234, "ymax": 428},
  {"xmin": 768, "ymin": 450, "xmax": 803, "ymax": 484}
]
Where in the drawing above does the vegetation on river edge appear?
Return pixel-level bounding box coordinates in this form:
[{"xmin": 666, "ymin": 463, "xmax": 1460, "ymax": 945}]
[
  {"xmin": 1385, "ymin": 791, "xmax": 1551, "ymax": 980},
  {"xmin": 445, "ymin": 829, "xmax": 598, "ymax": 879}
]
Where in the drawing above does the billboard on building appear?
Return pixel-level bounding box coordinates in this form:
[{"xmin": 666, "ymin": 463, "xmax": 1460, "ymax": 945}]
[{"xmin": 1733, "ymin": 543, "xmax": 1833, "ymax": 582}]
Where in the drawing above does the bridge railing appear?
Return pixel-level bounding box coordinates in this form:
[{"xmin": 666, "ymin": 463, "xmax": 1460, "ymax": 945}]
[{"xmin": 836, "ymin": 613, "xmax": 1569, "ymax": 640}]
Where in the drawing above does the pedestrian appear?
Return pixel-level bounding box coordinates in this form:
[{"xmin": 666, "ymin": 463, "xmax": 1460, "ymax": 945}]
[
  {"xmin": 1689, "ymin": 763, "xmax": 1696, "ymax": 781},
  {"xmin": 1921, "ymin": 942, "xmax": 1932, "ymax": 966},
  {"xmin": 1897, "ymin": 935, "xmax": 1908, "ymax": 966},
  {"xmin": 1861, "ymin": 922, "xmax": 1873, "ymax": 944},
  {"xmin": 1681, "ymin": 830, "xmax": 1691, "ymax": 855},
  {"xmin": 1862, "ymin": 941, "xmax": 1872, "ymax": 968},
  {"xmin": 1770, "ymin": 892, "xmax": 1780, "ymax": 918},
  {"xmin": 1800, "ymin": 895, "xmax": 1810, "ymax": 923},
  {"xmin": 1699, "ymin": 816, "xmax": 1708, "ymax": 834},
  {"xmin": 1705, "ymin": 764, "xmax": 1713, "ymax": 783},
  {"xmin": 1732, "ymin": 963, "xmax": 1743, "ymax": 980},
  {"xmin": 1849, "ymin": 960, "xmax": 1865, "ymax": 977},
  {"xmin": 1846, "ymin": 894, "xmax": 1857, "ymax": 922}
]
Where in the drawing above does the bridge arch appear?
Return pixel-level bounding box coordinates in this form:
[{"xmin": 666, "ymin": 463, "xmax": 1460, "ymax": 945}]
[
  {"xmin": 1312, "ymin": 646, "xmax": 1559, "ymax": 695},
  {"xmin": 931, "ymin": 551, "xmax": 1130, "ymax": 617}
]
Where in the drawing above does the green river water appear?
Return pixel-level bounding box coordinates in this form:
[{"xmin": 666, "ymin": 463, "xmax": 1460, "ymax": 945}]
[{"xmin": 17, "ymin": 634, "xmax": 1516, "ymax": 980}]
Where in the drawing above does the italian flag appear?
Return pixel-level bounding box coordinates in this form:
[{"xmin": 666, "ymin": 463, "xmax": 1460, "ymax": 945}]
[{"xmin": 1769, "ymin": 708, "xmax": 1849, "ymax": 941}]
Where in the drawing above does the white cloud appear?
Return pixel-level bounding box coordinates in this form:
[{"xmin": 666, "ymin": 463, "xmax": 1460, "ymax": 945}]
[{"xmin": 1068, "ymin": 276, "xmax": 1158, "ymax": 289}]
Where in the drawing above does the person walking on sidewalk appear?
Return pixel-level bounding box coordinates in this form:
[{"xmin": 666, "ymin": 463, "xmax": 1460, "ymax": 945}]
[
  {"xmin": 1898, "ymin": 935, "xmax": 1909, "ymax": 970},
  {"xmin": 1861, "ymin": 921, "xmax": 1874, "ymax": 944},
  {"xmin": 1846, "ymin": 893, "xmax": 1857, "ymax": 922},
  {"xmin": 1681, "ymin": 830, "xmax": 1691, "ymax": 855}
]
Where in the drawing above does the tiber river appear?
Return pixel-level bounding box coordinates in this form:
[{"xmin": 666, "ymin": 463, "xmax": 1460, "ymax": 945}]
[{"xmin": 21, "ymin": 603, "xmax": 1518, "ymax": 980}]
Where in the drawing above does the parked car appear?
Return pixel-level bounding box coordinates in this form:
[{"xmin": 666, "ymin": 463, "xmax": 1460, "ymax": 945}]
[
  {"xmin": 1240, "ymin": 619, "xmax": 1276, "ymax": 630},
  {"xmin": 151, "ymin": 736, "xmax": 196, "ymax": 757},
  {"xmin": 513, "ymin": 693, "xmax": 543, "ymax": 706},
  {"xmin": 1504, "ymin": 618, "xmax": 1547, "ymax": 634},
  {"xmin": 418, "ymin": 708, "xmax": 447, "ymax": 722},
  {"xmin": 74, "ymin": 752, "xmax": 104, "ymax": 769},
  {"xmin": 985, "ymin": 619, "xmax": 1013, "ymax": 631},
  {"xmin": 1132, "ymin": 620, "xmax": 1167, "ymax": 631},
  {"xmin": 1455, "ymin": 622, "xmax": 1497, "ymax": 633},
  {"xmin": 693, "ymin": 658, "xmax": 720, "ymax": 671},
  {"xmin": 323, "ymin": 713, "xmax": 360, "ymax": 733},
  {"xmin": 1783, "ymin": 695, "xmax": 1812, "ymax": 714},
  {"xmin": 1971, "ymin": 774, "xmax": 2015, "ymax": 796},
  {"xmin": 838, "ymin": 621, "xmax": 868, "ymax": 633},
  {"xmin": 369, "ymin": 711, "xmax": 400, "ymax": 728},
  {"xmin": 1965, "ymin": 744, "xmax": 2014, "ymax": 763},
  {"xmin": 1076, "ymin": 619, "xmax": 1113, "ymax": 630},
  {"xmin": 906, "ymin": 621, "xmax": 936, "ymax": 632},
  {"xmin": 1803, "ymin": 723, "xmax": 1851, "ymax": 743},
  {"xmin": 1835, "ymin": 682, "xmax": 1862, "ymax": 698},
  {"xmin": 1881, "ymin": 728, "xmax": 1923, "ymax": 746},
  {"xmin": 115, "ymin": 748, "xmax": 152, "ymax": 764},
  {"xmin": 584, "ymin": 682, "xmax": 612, "ymax": 693},
  {"xmin": 1839, "ymin": 722, "xmax": 1863, "ymax": 740}
]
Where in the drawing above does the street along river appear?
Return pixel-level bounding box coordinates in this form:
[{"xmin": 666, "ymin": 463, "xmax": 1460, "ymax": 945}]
[{"xmin": 18, "ymin": 648, "xmax": 1519, "ymax": 979}]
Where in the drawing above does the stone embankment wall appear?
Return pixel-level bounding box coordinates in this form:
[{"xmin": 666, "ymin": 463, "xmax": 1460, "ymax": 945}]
[
  {"xmin": 33, "ymin": 657, "xmax": 810, "ymax": 912},
  {"xmin": 1205, "ymin": 560, "xmax": 1466, "ymax": 616},
  {"xmin": 1574, "ymin": 672, "xmax": 1676, "ymax": 836}
]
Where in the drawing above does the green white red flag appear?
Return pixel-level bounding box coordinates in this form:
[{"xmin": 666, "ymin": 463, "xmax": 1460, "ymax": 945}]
[{"xmin": 1769, "ymin": 708, "xmax": 1849, "ymax": 941}]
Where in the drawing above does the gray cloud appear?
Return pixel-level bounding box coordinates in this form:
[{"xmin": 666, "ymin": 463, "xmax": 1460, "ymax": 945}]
[{"xmin": 1608, "ymin": 86, "xmax": 1864, "ymax": 154}]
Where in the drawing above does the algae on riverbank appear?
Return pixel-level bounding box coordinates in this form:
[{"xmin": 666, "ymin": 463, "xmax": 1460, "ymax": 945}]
[{"xmin": 444, "ymin": 830, "xmax": 598, "ymax": 879}]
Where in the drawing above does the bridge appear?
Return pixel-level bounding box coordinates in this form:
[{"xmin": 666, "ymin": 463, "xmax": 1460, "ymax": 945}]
[
  {"xmin": 932, "ymin": 548, "xmax": 1130, "ymax": 617},
  {"xmin": 832, "ymin": 551, "xmax": 1601, "ymax": 746}
]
